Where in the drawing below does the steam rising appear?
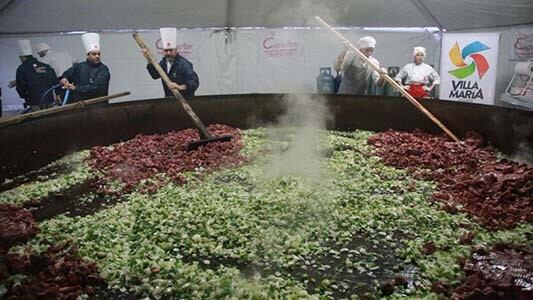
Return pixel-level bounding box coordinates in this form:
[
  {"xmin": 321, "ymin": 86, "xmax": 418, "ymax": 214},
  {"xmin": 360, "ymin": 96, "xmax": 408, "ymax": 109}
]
[
  {"xmin": 267, "ymin": 0, "xmax": 348, "ymax": 26},
  {"xmin": 259, "ymin": 1, "xmax": 341, "ymax": 179},
  {"xmin": 512, "ymin": 142, "xmax": 533, "ymax": 164},
  {"xmin": 511, "ymin": 120, "xmax": 533, "ymax": 164},
  {"xmin": 265, "ymin": 94, "xmax": 332, "ymax": 180}
]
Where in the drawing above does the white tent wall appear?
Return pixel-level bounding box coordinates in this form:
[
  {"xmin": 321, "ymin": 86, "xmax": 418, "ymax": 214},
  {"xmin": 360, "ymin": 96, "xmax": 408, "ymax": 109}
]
[{"xmin": 0, "ymin": 28, "xmax": 439, "ymax": 111}]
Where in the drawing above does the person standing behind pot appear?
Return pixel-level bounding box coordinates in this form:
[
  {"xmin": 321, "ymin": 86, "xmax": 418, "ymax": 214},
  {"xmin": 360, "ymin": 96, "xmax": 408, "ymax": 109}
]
[
  {"xmin": 59, "ymin": 33, "xmax": 110, "ymax": 102},
  {"xmin": 35, "ymin": 42, "xmax": 76, "ymax": 78},
  {"xmin": 395, "ymin": 46, "xmax": 440, "ymax": 99},
  {"xmin": 145, "ymin": 27, "xmax": 199, "ymax": 99},
  {"xmin": 36, "ymin": 42, "xmax": 76, "ymax": 104},
  {"xmin": 333, "ymin": 45, "xmax": 348, "ymax": 94},
  {"xmin": 15, "ymin": 40, "xmax": 58, "ymax": 113},
  {"xmin": 336, "ymin": 36, "xmax": 386, "ymax": 95}
]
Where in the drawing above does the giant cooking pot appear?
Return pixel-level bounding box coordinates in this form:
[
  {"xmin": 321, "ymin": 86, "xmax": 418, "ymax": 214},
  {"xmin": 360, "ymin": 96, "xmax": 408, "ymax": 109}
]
[{"xmin": 0, "ymin": 94, "xmax": 531, "ymax": 181}]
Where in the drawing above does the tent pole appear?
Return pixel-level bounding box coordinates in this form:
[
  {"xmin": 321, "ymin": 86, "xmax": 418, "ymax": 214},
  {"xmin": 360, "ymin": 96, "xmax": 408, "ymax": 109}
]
[{"xmin": 224, "ymin": 0, "xmax": 234, "ymax": 29}]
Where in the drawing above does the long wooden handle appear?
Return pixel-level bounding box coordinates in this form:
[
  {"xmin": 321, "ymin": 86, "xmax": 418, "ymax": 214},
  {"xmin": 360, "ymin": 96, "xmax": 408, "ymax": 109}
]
[
  {"xmin": 0, "ymin": 91, "xmax": 130, "ymax": 129},
  {"xmin": 132, "ymin": 32, "xmax": 211, "ymax": 139},
  {"xmin": 315, "ymin": 16, "xmax": 460, "ymax": 143}
]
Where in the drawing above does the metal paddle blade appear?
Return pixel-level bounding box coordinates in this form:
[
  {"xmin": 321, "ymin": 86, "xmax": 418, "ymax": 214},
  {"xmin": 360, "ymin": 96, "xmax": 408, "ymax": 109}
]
[{"xmin": 185, "ymin": 135, "xmax": 233, "ymax": 151}]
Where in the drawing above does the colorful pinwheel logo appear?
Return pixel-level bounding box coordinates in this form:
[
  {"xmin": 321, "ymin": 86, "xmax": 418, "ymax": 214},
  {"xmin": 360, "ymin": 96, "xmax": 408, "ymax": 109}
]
[{"xmin": 448, "ymin": 41, "xmax": 490, "ymax": 79}]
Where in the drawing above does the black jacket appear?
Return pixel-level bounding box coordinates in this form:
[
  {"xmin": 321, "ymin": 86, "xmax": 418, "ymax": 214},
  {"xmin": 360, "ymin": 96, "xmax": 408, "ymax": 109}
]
[
  {"xmin": 16, "ymin": 57, "xmax": 58, "ymax": 106},
  {"xmin": 147, "ymin": 55, "xmax": 199, "ymax": 99},
  {"xmin": 61, "ymin": 61, "xmax": 110, "ymax": 101}
]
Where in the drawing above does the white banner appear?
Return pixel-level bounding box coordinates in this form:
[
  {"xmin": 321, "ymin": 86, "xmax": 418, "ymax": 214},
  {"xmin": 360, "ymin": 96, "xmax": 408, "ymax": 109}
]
[
  {"xmin": 260, "ymin": 30, "xmax": 302, "ymax": 58},
  {"xmin": 235, "ymin": 29, "xmax": 308, "ymax": 93},
  {"xmin": 439, "ymin": 33, "xmax": 500, "ymax": 105}
]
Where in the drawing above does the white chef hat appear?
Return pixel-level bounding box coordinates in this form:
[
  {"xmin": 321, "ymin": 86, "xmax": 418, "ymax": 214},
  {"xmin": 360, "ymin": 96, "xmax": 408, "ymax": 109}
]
[
  {"xmin": 413, "ymin": 46, "xmax": 426, "ymax": 56},
  {"xmin": 35, "ymin": 42, "xmax": 51, "ymax": 53},
  {"xmin": 81, "ymin": 33, "xmax": 100, "ymax": 54},
  {"xmin": 160, "ymin": 27, "xmax": 177, "ymax": 50},
  {"xmin": 358, "ymin": 36, "xmax": 376, "ymax": 49},
  {"xmin": 18, "ymin": 39, "xmax": 32, "ymax": 56}
]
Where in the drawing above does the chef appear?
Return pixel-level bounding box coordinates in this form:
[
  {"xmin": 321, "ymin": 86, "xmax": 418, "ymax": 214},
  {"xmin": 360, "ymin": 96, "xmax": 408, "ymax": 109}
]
[
  {"xmin": 35, "ymin": 42, "xmax": 76, "ymax": 78},
  {"xmin": 145, "ymin": 27, "xmax": 199, "ymax": 99},
  {"xmin": 336, "ymin": 36, "xmax": 386, "ymax": 95},
  {"xmin": 395, "ymin": 46, "xmax": 440, "ymax": 99},
  {"xmin": 60, "ymin": 33, "xmax": 110, "ymax": 102},
  {"xmin": 15, "ymin": 39, "xmax": 58, "ymax": 113},
  {"xmin": 36, "ymin": 42, "xmax": 76, "ymax": 103}
]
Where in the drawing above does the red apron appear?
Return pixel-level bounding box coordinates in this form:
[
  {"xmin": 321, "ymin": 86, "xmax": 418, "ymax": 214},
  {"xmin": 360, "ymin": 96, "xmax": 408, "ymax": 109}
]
[{"xmin": 408, "ymin": 84, "xmax": 428, "ymax": 99}]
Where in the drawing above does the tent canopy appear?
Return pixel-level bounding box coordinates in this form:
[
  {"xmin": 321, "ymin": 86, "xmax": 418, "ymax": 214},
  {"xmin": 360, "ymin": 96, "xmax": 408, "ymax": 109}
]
[{"xmin": 1, "ymin": 0, "xmax": 532, "ymax": 34}]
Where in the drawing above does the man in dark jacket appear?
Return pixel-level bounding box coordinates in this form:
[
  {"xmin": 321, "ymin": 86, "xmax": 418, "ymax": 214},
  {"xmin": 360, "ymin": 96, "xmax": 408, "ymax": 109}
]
[
  {"xmin": 60, "ymin": 33, "xmax": 110, "ymax": 102},
  {"xmin": 146, "ymin": 27, "xmax": 199, "ymax": 99},
  {"xmin": 15, "ymin": 40, "xmax": 58, "ymax": 113}
]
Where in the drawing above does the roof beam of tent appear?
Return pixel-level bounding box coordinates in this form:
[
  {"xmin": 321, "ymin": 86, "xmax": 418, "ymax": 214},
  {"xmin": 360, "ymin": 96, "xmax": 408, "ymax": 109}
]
[
  {"xmin": 411, "ymin": 0, "xmax": 446, "ymax": 31},
  {"xmin": 0, "ymin": 0, "xmax": 17, "ymax": 15}
]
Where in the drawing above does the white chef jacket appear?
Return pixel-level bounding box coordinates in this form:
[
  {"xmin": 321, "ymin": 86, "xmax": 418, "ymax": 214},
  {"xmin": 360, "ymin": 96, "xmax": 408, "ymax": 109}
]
[{"xmin": 395, "ymin": 63, "xmax": 440, "ymax": 85}]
